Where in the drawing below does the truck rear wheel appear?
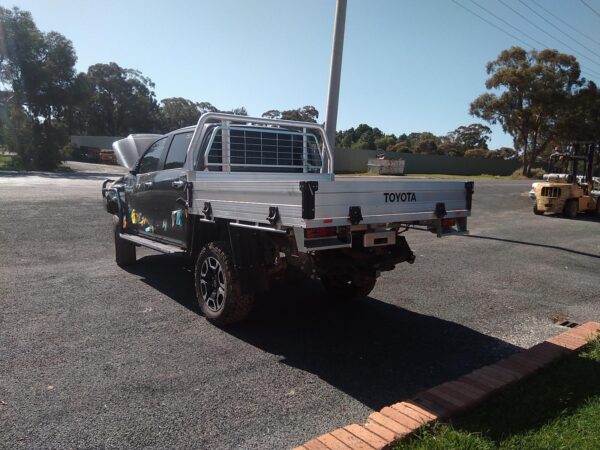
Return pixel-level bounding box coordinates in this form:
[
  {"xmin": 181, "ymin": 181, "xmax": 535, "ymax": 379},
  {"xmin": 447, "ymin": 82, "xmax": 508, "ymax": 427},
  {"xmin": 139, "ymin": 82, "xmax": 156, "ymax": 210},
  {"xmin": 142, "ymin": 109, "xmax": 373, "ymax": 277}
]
[
  {"xmin": 321, "ymin": 271, "xmax": 377, "ymax": 301},
  {"xmin": 194, "ymin": 241, "xmax": 255, "ymax": 326},
  {"xmin": 564, "ymin": 199, "xmax": 578, "ymax": 219},
  {"xmin": 113, "ymin": 217, "xmax": 136, "ymax": 267}
]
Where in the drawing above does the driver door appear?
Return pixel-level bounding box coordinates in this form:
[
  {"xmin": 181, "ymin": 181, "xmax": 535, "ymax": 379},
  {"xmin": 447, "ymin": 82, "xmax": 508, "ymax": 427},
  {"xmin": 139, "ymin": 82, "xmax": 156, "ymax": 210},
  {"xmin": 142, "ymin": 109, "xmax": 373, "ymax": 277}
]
[
  {"xmin": 125, "ymin": 137, "xmax": 168, "ymax": 239},
  {"xmin": 151, "ymin": 131, "xmax": 194, "ymax": 246}
]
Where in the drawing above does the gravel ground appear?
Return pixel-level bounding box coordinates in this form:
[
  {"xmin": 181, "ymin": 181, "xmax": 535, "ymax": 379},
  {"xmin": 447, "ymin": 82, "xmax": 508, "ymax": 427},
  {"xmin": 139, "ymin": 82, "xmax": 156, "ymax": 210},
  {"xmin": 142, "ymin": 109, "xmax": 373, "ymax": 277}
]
[{"xmin": 1, "ymin": 170, "xmax": 598, "ymax": 449}]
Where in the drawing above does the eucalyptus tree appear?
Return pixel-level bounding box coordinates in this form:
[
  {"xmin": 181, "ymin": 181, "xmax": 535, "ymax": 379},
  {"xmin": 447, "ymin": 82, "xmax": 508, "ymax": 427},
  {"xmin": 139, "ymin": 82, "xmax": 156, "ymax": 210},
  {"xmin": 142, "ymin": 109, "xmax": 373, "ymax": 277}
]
[{"xmin": 471, "ymin": 47, "xmax": 582, "ymax": 176}]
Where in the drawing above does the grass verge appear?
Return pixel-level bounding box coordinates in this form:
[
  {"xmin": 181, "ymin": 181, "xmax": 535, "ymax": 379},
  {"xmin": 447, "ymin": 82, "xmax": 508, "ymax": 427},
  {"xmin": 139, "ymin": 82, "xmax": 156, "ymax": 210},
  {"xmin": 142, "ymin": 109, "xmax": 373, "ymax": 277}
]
[
  {"xmin": 395, "ymin": 337, "xmax": 600, "ymax": 449},
  {"xmin": 0, "ymin": 154, "xmax": 72, "ymax": 172},
  {"xmin": 0, "ymin": 154, "xmax": 20, "ymax": 170}
]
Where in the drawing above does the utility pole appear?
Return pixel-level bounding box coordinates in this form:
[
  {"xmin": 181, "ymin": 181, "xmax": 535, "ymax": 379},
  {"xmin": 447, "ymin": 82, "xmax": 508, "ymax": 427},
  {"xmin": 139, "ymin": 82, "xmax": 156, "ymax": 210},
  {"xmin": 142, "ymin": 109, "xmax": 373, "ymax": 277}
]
[{"xmin": 325, "ymin": 0, "xmax": 347, "ymax": 153}]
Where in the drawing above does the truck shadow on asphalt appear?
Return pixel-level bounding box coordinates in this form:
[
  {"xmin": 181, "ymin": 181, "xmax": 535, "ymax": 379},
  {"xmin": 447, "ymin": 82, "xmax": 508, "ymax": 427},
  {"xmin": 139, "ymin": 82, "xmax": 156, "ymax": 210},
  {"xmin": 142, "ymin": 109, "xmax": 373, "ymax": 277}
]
[{"xmin": 127, "ymin": 253, "xmax": 520, "ymax": 411}]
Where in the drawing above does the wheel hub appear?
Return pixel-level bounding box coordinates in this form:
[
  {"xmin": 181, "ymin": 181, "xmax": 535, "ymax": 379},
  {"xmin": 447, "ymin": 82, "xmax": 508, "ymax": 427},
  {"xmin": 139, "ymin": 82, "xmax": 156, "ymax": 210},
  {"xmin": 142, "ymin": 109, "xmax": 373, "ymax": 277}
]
[{"xmin": 199, "ymin": 256, "xmax": 226, "ymax": 312}]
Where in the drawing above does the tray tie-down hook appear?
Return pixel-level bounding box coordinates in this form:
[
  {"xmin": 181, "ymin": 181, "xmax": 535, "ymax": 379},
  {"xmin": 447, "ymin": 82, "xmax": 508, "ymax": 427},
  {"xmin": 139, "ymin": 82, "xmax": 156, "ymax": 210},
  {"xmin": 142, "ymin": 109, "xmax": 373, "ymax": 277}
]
[
  {"xmin": 202, "ymin": 201, "xmax": 213, "ymax": 220},
  {"xmin": 267, "ymin": 206, "xmax": 280, "ymax": 225},
  {"xmin": 348, "ymin": 206, "xmax": 363, "ymax": 225}
]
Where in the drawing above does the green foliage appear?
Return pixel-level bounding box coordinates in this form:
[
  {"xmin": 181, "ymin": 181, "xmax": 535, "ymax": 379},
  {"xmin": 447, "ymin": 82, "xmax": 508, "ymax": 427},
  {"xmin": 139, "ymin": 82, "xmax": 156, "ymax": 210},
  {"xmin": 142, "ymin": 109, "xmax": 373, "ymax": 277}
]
[
  {"xmin": 397, "ymin": 338, "xmax": 600, "ymax": 450},
  {"xmin": 262, "ymin": 105, "xmax": 319, "ymax": 123},
  {"xmin": 197, "ymin": 101, "xmax": 218, "ymax": 114},
  {"xmin": 60, "ymin": 142, "xmax": 74, "ymax": 160},
  {"xmin": 471, "ymin": 47, "xmax": 583, "ymax": 176},
  {"xmin": 464, "ymin": 148, "xmax": 490, "ymax": 158},
  {"xmin": 160, "ymin": 97, "xmax": 201, "ymax": 130},
  {"xmin": 512, "ymin": 167, "xmax": 545, "ymax": 179},
  {"xmin": 555, "ymin": 81, "xmax": 600, "ymax": 144},
  {"xmin": 442, "ymin": 123, "xmax": 492, "ymax": 156},
  {"xmin": 489, "ymin": 147, "xmax": 517, "ymax": 160},
  {"xmin": 414, "ymin": 133, "xmax": 440, "ymax": 155},
  {"xmin": 0, "ymin": 6, "xmax": 75, "ymax": 169},
  {"xmin": 82, "ymin": 62, "xmax": 161, "ymax": 136},
  {"xmin": 1, "ymin": 105, "xmax": 65, "ymax": 169},
  {"xmin": 388, "ymin": 142, "xmax": 412, "ymax": 153},
  {"xmin": 337, "ymin": 124, "xmax": 388, "ymax": 151},
  {"xmin": 336, "ymin": 124, "xmax": 504, "ymax": 158},
  {"xmin": 374, "ymin": 135, "xmax": 396, "ymax": 151},
  {"xmin": 158, "ymin": 99, "xmax": 248, "ymax": 131},
  {"xmin": 261, "ymin": 109, "xmax": 281, "ymax": 119}
]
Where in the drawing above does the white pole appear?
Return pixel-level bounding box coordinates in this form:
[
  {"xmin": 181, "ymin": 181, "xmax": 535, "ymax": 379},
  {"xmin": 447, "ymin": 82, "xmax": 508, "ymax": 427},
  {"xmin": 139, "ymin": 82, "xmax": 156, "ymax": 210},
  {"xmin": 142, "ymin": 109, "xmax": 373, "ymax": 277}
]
[{"xmin": 325, "ymin": 0, "xmax": 347, "ymax": 158}]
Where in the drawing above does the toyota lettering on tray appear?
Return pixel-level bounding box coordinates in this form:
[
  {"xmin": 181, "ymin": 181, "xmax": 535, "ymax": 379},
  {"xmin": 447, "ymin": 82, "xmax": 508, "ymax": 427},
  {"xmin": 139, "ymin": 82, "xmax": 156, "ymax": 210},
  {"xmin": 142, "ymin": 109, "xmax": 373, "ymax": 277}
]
[{"xmin": 383, "ymin": 192, "xmax": 417, "ymax": 203}]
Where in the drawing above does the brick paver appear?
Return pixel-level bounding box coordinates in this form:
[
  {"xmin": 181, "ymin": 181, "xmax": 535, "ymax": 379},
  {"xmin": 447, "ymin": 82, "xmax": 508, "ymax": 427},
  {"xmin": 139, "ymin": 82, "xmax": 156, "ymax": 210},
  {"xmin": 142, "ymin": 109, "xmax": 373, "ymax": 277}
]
[
  {"xmin": 295, "ymin": 322, "xmax": 600, "ymax": 450},
  {"xmin": 344, "ymin": 424, "xmax": 388, "ymax": 450}
]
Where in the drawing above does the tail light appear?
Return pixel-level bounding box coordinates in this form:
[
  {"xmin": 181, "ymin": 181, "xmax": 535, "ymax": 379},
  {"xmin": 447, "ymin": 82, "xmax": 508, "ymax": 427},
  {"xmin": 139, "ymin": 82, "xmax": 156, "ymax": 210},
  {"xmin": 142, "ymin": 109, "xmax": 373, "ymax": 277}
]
[
  {"xmin": 441, "ymin": 218, "xmax": 456, "ymax": 228},
  {"xmin": 304, "ymin": 227, "xmax": 337, "ymax": 239}
]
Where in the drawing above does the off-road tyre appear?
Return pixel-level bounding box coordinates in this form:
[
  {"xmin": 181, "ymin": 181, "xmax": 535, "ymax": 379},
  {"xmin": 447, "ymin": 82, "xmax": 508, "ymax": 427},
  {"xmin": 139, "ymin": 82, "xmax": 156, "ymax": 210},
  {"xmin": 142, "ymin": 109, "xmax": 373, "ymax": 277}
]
[
  {"xmin": 194, "ymin": 241, "xmax": 255, "ymax": 326},
  {"xmin": 533, "ymin": 205, "xmax": 544, "ymax": 215},
  {"xmin": 563, "ymin": 199, "xmax": 578, "ymax": 219},
  {"xmin": 113, "ymin": 216, "xmax": 136, "ymax": 267},
  {"xmin": 321, "ymin": 271, "xmax": 377, "ymax": 302}
]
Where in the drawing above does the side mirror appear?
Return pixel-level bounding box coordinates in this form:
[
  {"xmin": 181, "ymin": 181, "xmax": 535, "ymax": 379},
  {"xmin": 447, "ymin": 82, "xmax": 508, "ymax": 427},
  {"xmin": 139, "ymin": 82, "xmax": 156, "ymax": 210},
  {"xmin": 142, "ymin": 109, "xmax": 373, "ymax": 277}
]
[{"xmin": 129, "ymin": 169, "xmax": 137, "ymax": 176}]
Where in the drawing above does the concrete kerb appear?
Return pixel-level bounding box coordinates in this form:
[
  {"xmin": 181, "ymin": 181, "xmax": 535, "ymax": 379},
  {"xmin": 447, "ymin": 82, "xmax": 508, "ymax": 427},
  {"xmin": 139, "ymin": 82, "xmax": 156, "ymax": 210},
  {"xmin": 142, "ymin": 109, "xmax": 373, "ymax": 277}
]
[{"xmin": 293, "ymin": 321, "xmax": 600, "ymax": 450}]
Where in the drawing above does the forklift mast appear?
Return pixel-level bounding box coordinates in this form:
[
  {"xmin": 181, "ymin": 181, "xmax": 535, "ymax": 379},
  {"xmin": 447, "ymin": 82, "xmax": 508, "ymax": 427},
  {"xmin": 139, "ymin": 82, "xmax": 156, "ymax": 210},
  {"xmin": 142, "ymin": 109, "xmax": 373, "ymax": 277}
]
[
  {"xmin": 586, "ymin": 143, "xmax": 597, "ymax": 184},
  {"xmin": 551, "ymin": 143, "xmax": 598, "ymax": 184}
]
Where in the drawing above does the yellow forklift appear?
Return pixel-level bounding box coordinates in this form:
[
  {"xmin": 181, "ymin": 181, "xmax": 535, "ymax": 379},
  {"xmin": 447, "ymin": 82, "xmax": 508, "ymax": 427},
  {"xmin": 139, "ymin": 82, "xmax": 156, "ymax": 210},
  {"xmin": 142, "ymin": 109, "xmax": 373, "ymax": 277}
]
[{"xmin": 532, "ymin": 143, "xmax": 600, "ymax": 218}]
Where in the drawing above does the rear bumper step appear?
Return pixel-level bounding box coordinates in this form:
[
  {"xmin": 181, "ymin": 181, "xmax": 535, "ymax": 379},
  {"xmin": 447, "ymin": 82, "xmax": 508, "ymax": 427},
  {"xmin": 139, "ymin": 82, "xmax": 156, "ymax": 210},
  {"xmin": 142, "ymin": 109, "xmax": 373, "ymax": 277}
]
[{"xmin": 119, "ymin": 233, "xmax": 183, "ymax": 254}]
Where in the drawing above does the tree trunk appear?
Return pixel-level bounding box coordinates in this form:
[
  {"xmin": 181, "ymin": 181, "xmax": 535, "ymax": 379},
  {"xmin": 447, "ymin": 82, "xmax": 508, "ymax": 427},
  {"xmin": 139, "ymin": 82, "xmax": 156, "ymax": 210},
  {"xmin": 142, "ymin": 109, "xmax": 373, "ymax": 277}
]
[
  {"xmin": 522, "ymin": 151, "xmax": 529, "ymax": 176},
  {"xmin": 521, "ymin": 133, "xmax": 530, "ymax": 176}
]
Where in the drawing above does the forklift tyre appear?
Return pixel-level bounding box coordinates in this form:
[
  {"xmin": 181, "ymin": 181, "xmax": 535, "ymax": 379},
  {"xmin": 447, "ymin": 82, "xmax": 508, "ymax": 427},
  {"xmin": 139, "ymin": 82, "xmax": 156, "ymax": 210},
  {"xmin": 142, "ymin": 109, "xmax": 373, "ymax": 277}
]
[
  {"xmin": 595, "ymin": 198, "xmax": 600, "ymax": 216},
  {"xmin": 113, "ymin": 216, "xmax": 136, "ymax": 267},
  {"xmin": 194, "ymin": 241, "xmax": 255, "ymax": 326},
  {"xmin": 533, "ymin": 206, "xmax": 544, "ymax": 215},
  {"xmin": 563, "ymin": 199, "xmax": 578, "ymax": 219}
]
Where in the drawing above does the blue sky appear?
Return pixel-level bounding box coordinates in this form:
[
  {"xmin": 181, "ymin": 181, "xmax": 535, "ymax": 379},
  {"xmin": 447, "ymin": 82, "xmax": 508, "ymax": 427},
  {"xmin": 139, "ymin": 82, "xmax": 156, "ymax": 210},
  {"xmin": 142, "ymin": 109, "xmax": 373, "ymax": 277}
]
[{"xmin": 8, "ymin": 0, "xmax": 600, "ymax": 148}]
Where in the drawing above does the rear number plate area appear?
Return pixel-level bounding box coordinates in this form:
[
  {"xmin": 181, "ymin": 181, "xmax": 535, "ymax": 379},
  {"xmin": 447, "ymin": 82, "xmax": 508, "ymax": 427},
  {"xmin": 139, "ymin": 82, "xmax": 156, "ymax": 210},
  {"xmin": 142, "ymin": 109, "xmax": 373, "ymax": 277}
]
[{"xmin": 363, "ymin": 231, "xmax": 396, "ymax": 247}]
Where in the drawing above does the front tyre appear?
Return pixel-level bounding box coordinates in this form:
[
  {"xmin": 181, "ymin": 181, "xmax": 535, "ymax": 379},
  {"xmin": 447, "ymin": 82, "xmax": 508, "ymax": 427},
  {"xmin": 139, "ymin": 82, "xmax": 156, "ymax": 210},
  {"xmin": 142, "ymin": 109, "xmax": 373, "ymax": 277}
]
[
  {"xmin": 194, "ymin": 241, "xmax": 255, "ymax": 326},
  {"xmin": 113, "ymin": 216, "xmax": 136, "ymax": 267},
  {"xmin": 533, "ymin": 205, "xmax": 544, "ymax": 215},
  {"xmin": 321, "ymin": 271, "xmax": 377, "ymax": 301}
]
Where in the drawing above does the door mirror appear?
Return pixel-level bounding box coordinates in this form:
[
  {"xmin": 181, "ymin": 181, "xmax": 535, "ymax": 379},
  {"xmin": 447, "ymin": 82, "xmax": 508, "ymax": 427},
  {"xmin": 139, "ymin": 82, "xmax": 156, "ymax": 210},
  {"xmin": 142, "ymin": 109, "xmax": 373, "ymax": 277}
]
[{"xmin": 129, "ymin": 169, "xmax": 137, "ymax": 176}]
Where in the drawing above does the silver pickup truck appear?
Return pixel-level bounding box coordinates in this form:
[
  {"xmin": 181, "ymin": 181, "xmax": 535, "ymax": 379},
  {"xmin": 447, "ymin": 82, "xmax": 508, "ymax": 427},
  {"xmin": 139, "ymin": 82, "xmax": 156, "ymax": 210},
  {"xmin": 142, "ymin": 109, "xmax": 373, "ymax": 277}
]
[{"xmin": 102, "ymin": 113, "xmax": 473, "ymax": 326}]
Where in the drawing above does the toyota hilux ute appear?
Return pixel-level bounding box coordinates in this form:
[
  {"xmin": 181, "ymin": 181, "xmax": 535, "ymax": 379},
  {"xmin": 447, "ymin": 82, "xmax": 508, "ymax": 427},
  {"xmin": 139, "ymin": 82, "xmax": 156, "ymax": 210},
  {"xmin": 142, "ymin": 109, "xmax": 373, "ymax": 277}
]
[{"xmin": 102, "ymin": 113, "xmax": 474, "ymax": 326}]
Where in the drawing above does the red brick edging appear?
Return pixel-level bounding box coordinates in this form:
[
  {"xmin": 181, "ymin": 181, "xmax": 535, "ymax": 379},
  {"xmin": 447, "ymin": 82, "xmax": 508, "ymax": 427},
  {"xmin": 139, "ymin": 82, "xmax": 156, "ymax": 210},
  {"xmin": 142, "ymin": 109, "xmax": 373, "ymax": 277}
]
[{"xmin": 294, "ymin": 321, "xmax": 600, "ymax": 450}]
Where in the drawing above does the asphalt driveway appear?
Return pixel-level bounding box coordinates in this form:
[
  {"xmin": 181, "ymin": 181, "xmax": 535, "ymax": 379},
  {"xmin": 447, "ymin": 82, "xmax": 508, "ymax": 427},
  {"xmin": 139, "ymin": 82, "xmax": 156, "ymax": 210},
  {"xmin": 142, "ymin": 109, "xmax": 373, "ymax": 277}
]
[{"xmin": 1, "ymin": 170, "xmax": 598, "ymax": 449}]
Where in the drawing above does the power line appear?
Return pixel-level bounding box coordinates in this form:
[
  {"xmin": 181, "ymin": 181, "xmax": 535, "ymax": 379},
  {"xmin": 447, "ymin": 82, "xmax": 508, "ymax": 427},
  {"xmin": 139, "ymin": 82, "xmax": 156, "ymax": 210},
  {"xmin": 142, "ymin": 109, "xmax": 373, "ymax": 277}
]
[
  {"xmin": 450, "ymin": 0, "xmax": 535, "ymax": 49},
  {"xmin": 518, "ymin": 0, "xmax": 600, "ymax": 60},
  {"xmin": 582, "ymin": 70, "xmax": 600, "ymax": 79},
  {"xmin": 580, "ymin": 0, "xmax": 600, "ymax": 19},
  {"xmin": 451, "ymin": 0, "xmax": 600, "ymax": 79},
  {"xmin": 499, "ymin": 0, "xmax": 600, "ymax": 69},
  {"xmin": 530, "ymin": 0, "xmax": 600, "ymax": 47},
  {"xmin": 468, "ymin": 0, "xmax": 545, "ymax": 48}
]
